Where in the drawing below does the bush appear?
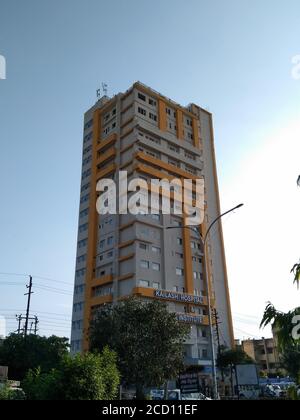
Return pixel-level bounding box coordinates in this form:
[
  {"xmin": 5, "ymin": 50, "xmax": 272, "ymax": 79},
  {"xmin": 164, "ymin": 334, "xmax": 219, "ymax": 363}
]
[
  {"xmin": 0, "ymin": 384, "xmax": 26, "ymax": 400},
  {"xmin": 22, "ymin": 347, "xmax": 120, "ymax": 400}
]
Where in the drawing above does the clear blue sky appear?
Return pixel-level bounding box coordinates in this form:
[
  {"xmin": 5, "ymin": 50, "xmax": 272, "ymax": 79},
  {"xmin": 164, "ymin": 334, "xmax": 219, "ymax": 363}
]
[{"xmin": 0, "ymin": 0, "xmax": 299, "ymax": 339}]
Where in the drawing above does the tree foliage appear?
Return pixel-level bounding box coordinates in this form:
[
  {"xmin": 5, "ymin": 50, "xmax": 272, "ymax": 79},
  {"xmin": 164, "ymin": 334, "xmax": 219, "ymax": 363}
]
[
  {"xmin": 260, "ymin": 303, "xmax": 300, "ymax": 351},
  {"xmin": 281, "ymin": 345, "xmax": 300, "ymax": 381},
  {"xmin": 0, "ymin": 334, "xmax": 69, "ymax": 380},
  {"xmin": 22, "ymin": 347, "xmax": 120, "ymax": 400},
  {"xmin": 89, "ymin": 298, "xmax": 189, "ymax": 399},
  {"xmin": 291, "ymin": 262, "xmax": 300, "ymax": 288},
  {"xmin": 217, "ymin": 347, "xmax": 253, "ymax": 370}
]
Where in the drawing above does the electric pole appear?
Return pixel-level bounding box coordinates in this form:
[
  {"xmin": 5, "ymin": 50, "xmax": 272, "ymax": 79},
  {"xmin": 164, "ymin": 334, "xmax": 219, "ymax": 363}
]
[
  {"xmin": 24, "ymin": 275, "xmax": 34, "ymax": 337},
  {"xmin": 16, "ymin": 314, "xmax": 22, "ymax": 334},
  {"xmin": 213, "ymin": 308, "xmax": 224, "ymax": 381}
]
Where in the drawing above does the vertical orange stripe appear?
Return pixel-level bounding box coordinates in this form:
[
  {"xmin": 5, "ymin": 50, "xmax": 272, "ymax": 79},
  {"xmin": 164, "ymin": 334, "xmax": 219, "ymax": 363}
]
[
  {"xmin": 82, "ymin": 109, "xmax": 101, "ymax": 352},
  {"xmin": 158, "ymin": 99, "xmax": 167, "ymax": 131},
  {"xmin": 182, "ymin": 219, "xmax": 194, "ymax": 295}
]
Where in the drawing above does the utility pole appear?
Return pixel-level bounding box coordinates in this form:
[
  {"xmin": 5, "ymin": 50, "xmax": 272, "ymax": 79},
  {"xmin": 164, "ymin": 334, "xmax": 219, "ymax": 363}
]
[
  {"xmin": 24, "ymin": 275, "xmax": 33, "ymax": 337},
  {"xmin": 34, "ymin": 316, "xmax": 39, "ymax": 335},
  {"xmin": 213, "ymin": 308, "xmax": 224, "ymax": 381},
  {"xmin": 16, "ymin": 314, "xmax": 22, "ymax": 334}
]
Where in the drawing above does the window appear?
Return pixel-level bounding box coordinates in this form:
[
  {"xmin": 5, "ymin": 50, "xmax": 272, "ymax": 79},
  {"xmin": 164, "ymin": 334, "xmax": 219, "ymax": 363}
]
[
  {"xmin": 177, "ymin": 238, "xmax": 183, "ymax": 245},
  {"xmin": 141, "ymin": 227, "xmax": 150, "ymax": 237},
  {"xmin": 152, "ymin": 262, "xmax": 160, "ymax": 271},
  {"xmin": 202, "ymin": 349, "xmax": 208, "ymax": 359},
  {"xmin": 99, "ymin": 239, "xmax": 105, "ymax": 249},
  {"xmin": 107, "ymin": 251, "xmax": 113, "ymax": 258},
  {"xmin": 168, "ymin": 144, "xmax": 179, "ymax": 153},
  {"xmin": 152, "ymin": 246, "xmax": 161, "ymax": 254},
  {"xmin": 151, "ymin": 214, "xmax": 160, "ymax": 222},
  {"xmin": 176, "ymin": 268, "xmax": 184, "ymax": 276},
  {"xmin": 72, "ymin": 320, "xmax": 83, "ymax": 331},
  {"xmin": 175, "ymin": 252, "xmax": 183, "ymax": 259},
  {"xmin": 80, "ymin": 193, "xmax": 90, "ymax": 204},
  {"xmin": 149, "ymin": 98, "xmax": 156, "ymax": 106},
  {"xmin": 82, "ymin": 155, "xmax": 92, "ymax": 166},
  {"xmin": 82, "ymin": 169, "xmax": 91, "ymax": 180},
  {"xmin": 140, "ymin": 260, "xmax": 150, "ymax": 269},
  {"xmin": 172, "ymin": 219, "xmax": 182, "ymax": 227},
  {"xmin": 168, "ymin": 158, "xmax": 180, "ymax": 168},
  {"xmin": 99, "ymin": 254, "xmax": 104, "ymax": 261},
  {"xmin": 149, "ymin": 112, "xmax": 157, "ymax": 122},
  {"xmin": 138, "ymin": 93, "xmax": 146, "ymax": 101},
  {"xmin": 84, "ymin": 132, "xmax": 92, "ymax": 143},
  {"xmin": 139, "ymin": 243, "xmax": 149, "ymax": 251},
  {"xmin": 153, "ymin": 282, "xmax": 160, "ymax": 289},
  {"xmin": 94, "ymin": 285, "xmax": 112, "ymax": 297},
  {"xmin": 79, "ymin": 208, "xmax": 89, "ymax": 218},
  {"xmin": 77, "ymin": 254, "xmax": 86, "ymax": 263},
  {"xmin": 78, "ymin": 239, "xmax": 88, "ymax": 248},
  {"xmin": 84, "ymin": 119, "xmax": 93, "ymax": 130},
  {"xmin": 107, "ymin": 236, "xmax": 114, "ymax": 246},
  {"xmin": 185, "ymin": 151, "xmax": 196, "ymax": 161},
  {"xmin": 81, "ymin": 182, "xmax": 90, "ymax": 193},
  {"xmin": 185, "ymin": 165, "xmax": 196, "ymax": 175},
  {"xmin": 79, "ymin": 223, "xmax": 88, "ymax": 233},
  {"xmin": 75, "ymin": 268, "xmax": 86, "ymax": 277},
  {"xmin": 138, "ymin": 107, "xmax": 146, "ymax": 116},
  {"xmin": 83, "ymin": 145, "xmax": 92, "ymax": 156},
  {"xmin": 139, "ymin": 279, "xmax": 150, "ymax": 288},
  {"xmin": 75, "ymin": 284, "xmax": 85, "ymax": 295},
  {"xmin": 173, "ymin": 286, "xmax": 179, "ymax": 292},
  {"xmin": 73, "ymin": 302, "xmax": 84, "ymax": 312},
  {"xmin": 191, "ymin": 242, "xmax": 196, "ymax": 249}
]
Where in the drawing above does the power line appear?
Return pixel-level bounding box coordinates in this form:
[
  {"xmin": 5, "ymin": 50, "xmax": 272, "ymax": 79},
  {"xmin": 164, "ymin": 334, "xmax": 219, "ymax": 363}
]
[
  {"xmin": 0, "ymin": 272, "xmax": 73, "ymax": 286},
  {"xmin": 0, "ymin": 309, "xmax": 71, "ymax": 317}
]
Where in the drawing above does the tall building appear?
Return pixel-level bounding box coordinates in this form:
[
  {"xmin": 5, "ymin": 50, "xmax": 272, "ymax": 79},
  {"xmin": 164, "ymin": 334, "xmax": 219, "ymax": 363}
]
[{"xmin": 71, "ymin": 82, "xmax": 234, "ymax": 371}]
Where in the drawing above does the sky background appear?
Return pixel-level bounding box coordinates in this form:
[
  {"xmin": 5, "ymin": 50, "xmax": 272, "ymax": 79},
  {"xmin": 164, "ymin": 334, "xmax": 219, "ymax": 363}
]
[{"xmin": 0, "ymin": 0, "xmax": 299, "ymax": 341}]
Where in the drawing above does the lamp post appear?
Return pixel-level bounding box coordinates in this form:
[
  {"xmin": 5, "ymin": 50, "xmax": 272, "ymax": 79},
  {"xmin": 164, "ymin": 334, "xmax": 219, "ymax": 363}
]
[{"xmin": 167, "ymin": 203, "xmax": 244, "ymax": 399}]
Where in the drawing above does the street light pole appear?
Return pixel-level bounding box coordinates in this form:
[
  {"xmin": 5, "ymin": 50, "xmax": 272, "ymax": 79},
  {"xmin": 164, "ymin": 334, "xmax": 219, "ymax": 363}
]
[{"xmin": 167, "ymin": 203, "xmax": 243, "ymax": 400}]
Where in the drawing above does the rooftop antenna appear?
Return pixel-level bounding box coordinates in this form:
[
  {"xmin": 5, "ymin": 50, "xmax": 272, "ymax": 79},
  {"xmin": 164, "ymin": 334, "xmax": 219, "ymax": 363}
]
[
  {"xmin": 96, "ymin": 88, "xmax": 101, "ymax": 100},
  {"xmin": 102, "ymin": 82, "xmax": 108, "ymax": 96}
]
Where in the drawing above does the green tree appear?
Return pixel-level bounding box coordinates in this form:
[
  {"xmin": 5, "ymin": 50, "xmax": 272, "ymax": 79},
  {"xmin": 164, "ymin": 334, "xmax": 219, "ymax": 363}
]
[
  {"xmin": 23, "ymin": 347, "xmax": 120, "ymax": 400},
  {"xmin": 260, "ymin": 303, "xmax": 300, "ymax": 351},
  {"xmin": 281, "ymin": 345, "xmax": 300, "ymax": 381},
  {"xmin": 89, "ymin": 298, "xmax": 189, "ymax": 399},
  {"xmin": 217, "ymin": 347, "xmax": 254, "ymax": 371},
  {"xmin": 0, "ymin": 334, "xmax": 69, "ymax": 380},
  {"xmin": 0, "ymin": 384, "xmax": 25, "ymax": 400},
  {"xmin": 291, "ymin": 262, "xmax": 300, "ymax": 288}
]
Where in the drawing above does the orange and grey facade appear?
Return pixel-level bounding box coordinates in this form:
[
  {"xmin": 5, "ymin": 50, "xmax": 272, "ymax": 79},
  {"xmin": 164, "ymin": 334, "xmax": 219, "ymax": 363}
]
[{"xmin": 71, "ymin": 82, "xmax": 234, "ymax": 368}]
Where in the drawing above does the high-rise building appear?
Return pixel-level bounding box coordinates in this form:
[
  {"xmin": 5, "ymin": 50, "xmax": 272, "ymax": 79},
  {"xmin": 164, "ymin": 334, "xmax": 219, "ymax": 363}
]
[{"xmin": 71, "ymin": 82, "xmax": 234, "ymax": 371}]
